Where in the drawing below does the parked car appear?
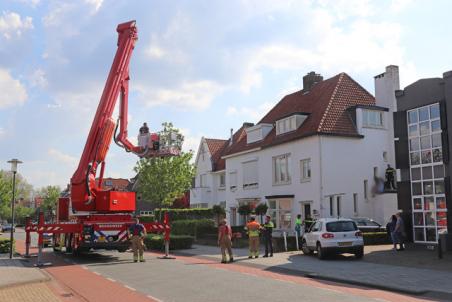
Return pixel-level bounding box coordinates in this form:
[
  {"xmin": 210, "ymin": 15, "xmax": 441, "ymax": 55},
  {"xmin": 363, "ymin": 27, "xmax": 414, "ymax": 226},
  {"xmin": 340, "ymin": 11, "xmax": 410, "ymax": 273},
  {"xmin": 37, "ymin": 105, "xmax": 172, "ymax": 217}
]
[
  {"xmin": 350, "ymin": 217, "xmax": 385, "ymax": 233},
  {"xmin": 1, "ymin": 224, "xmax": 15, "ymax": 232},
  {"xmin": 301, "ymin": 218, "xmax": 364, "ymax": 259}
]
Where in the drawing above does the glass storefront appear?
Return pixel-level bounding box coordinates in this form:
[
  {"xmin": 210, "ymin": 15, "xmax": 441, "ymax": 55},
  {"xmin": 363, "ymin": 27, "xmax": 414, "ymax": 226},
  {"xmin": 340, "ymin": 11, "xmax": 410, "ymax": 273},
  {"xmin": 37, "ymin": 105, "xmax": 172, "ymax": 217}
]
[{"xmin": 407, "ymin": 103, "xmax": 448, "ymax": 243}]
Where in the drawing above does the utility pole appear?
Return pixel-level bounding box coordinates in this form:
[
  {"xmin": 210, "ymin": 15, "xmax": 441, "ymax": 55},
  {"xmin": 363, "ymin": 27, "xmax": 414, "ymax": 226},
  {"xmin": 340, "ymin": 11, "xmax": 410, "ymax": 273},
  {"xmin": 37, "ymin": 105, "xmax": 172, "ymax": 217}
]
[{"xmin": 8, "ymin": 159, "xmax": 22, "ymax": 259}]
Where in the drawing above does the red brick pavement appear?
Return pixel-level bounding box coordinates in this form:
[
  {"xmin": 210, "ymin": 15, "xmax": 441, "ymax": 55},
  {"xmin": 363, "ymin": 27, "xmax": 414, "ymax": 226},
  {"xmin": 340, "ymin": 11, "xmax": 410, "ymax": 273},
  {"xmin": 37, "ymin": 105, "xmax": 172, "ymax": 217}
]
[{"xmin": 15, "ymin": 238, "xmax": 156, "ymax": 302}]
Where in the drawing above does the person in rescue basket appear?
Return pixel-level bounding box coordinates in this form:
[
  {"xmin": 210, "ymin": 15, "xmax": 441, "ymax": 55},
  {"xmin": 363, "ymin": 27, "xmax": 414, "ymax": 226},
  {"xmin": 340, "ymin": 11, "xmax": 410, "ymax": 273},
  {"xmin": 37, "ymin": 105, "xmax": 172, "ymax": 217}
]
[
  {"xmin": 128, "ymin": 218, "xmax": 147, "ymax": 262},
  {"xmin": 245, "ymin": 216, "xmax": 261, "ymax": 258},
  {"xmin": 218, "ymin": 219, "xmax": 234, "ymax": 263},
  {"xmin": 262, "ymin": 215, "xmax": 274, "ymax": 257}
]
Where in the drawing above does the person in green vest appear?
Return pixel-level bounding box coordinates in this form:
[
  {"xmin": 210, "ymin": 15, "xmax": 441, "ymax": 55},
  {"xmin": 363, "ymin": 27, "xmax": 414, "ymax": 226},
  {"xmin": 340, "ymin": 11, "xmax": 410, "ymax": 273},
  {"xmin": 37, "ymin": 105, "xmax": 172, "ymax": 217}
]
[
  {"xmin": 262, "ymin": 215, "xmax": 274, "ymax": 257},
  {"xmin": 295, "ymin": 214, "xmax": 302, "ymax": 247}
]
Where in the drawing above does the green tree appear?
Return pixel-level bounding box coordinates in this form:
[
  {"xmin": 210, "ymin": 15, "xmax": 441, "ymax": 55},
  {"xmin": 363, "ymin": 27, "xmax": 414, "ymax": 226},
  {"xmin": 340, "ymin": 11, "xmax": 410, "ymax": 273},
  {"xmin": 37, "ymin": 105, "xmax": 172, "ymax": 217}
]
[
  {"xmin": 38, "ymin": 185, "xmax": 61, "ymax": 222},
  {"xmin": 134, "ymin": 153, "xmax": 195, "ymax": 208},
  {"xmin": 0, "ymin": 170, "xmax": 33, "ymax": 222},
  {"xmin": 158, "ymin": 122, "xmax": 184, "ymax": 151}
]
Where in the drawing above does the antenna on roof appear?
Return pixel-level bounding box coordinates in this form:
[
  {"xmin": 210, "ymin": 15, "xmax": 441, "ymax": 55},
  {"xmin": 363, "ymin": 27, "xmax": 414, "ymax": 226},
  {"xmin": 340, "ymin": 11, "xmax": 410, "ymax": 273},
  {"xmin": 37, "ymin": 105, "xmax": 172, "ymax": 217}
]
[{"xmin": 229, "ymin": 128, "xmax": 233, "ymax": 146}]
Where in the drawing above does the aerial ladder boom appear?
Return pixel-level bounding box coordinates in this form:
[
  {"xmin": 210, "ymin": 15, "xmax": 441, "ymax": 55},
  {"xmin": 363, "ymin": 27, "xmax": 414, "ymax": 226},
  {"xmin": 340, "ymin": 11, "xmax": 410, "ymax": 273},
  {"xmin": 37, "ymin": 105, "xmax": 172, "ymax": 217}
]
[{"xmin": 70, "ymin": 20, "xmax": 142, "ymax": 212}]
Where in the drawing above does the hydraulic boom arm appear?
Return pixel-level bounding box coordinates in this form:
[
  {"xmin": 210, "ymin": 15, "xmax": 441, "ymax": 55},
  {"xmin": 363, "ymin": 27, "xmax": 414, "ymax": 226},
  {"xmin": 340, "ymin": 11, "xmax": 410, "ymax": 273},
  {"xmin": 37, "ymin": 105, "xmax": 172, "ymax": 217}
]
[{"xmin": 70, "ymin": 20, "xmax": 142, "ymax": 212}]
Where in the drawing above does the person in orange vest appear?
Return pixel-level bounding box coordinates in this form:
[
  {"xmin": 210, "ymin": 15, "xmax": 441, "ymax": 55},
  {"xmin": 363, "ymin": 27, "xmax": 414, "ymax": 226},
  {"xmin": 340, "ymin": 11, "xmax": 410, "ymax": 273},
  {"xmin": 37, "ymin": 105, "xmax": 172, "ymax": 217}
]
[
  {"xmin": 218, "ymin": 219, "xmax": 234, "ymax": 263},
  {"xmin": 244, "ymin": 216, "xmax": 261, "ymax": 258}
]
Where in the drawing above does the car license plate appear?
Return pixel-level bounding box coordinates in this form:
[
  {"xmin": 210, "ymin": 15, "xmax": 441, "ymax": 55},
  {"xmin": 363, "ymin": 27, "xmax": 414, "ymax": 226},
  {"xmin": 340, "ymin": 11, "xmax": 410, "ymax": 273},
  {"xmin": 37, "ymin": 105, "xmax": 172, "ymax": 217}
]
[{"xmin": 338, "ymin": 242, "xmax": 352, "ymax": 247}]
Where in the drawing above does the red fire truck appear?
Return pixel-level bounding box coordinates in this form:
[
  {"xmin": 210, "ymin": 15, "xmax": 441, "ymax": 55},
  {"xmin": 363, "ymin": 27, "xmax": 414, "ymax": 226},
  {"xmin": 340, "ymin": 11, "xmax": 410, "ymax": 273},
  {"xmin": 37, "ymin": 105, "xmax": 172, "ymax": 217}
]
[{"xmin": 25, "ymin": 20, "xmax": 178, "ymax": 256}]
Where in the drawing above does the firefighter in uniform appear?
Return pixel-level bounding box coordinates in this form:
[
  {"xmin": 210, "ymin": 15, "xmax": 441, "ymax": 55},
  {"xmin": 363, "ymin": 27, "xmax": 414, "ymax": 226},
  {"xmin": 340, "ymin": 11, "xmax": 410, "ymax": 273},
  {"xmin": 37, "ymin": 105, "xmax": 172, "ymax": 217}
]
[
  {"xmin": 262, "ymin": 215, "xmax": 274, "ymax": 257},
  {"xmin": 385, "ymin": 164, "xmax": 397, "ymax": 190},
  {"xmin": 245, "ymin": 216, "xmax": 261, "ymax": 258},
  {"xmin": 218, "ymin": 219, "xmax": 234, "ymax": 263},
  {"xmin": 128, "ymin": 218, "xmax": 147, "ymax": 262}
]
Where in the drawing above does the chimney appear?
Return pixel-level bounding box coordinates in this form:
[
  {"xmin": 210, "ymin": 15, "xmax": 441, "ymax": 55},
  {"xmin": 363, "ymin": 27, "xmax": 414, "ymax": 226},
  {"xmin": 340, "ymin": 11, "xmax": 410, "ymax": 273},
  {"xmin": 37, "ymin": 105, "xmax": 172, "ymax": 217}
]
[
  {"xmin": 303, "ymin": 71, "xmax": 323, "ymax": 92},
  {"xmin": 229, "ymin": 128, "xmax": 233, "ymax": 146},
  {"xmin": 243, "ymin": 122, "xmax": 254, "ymax": 128}
]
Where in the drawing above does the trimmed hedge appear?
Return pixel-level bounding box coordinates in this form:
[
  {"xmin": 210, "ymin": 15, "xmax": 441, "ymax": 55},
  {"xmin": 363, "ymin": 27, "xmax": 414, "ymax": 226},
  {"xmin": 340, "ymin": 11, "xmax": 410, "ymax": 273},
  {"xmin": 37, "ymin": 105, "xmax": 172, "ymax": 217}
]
[
  {"xmin": 171, "ymin": 219, "xmax": 216, "ymax": 238},
  {"xmin": 154, "ymin": 208, "xmax": 214, "ymax": 221},
  {"xmin": 363, "ymin": 232, "xmax": 392, "ymax": 245},
  {"xmin": 144, "ymin": 234, "xmax": 194, "ymax": 250},
  {"xmin": 138, "ymin": 215, "xmax": 155, "ymax": 223},
  {"xmin": 0, "ymin": 238, "xmax": 13, "ymax": 253}
]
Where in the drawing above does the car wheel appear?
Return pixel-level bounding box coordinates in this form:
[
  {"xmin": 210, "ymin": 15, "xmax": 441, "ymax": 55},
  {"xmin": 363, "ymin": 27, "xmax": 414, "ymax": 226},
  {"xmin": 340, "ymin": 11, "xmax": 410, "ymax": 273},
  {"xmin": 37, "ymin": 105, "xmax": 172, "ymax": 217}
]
[
  {"xmin": 301, "ymin": 240, "xmax": 313, "ymax": 255},
  {"xmin": 317, "ymin": 243, "xmax": 326, "ymax": 260},
  {"xmin": 355, "ymin": 247, "xmax": 364, "ymax": 259}
]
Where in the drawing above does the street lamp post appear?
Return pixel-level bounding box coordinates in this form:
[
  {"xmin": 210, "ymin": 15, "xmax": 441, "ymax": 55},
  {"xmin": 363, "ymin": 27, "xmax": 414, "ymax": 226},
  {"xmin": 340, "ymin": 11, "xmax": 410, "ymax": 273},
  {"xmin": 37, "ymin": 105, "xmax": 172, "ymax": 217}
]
[{"xmin": 7, "ymin": 159, "xmax": 22, "ymax": 259}]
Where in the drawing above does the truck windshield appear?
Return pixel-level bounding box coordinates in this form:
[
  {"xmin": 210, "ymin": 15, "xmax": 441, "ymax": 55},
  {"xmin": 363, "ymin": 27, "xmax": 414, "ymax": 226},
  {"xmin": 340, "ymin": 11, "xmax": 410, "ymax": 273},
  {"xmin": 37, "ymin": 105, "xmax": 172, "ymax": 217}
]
[{"xmin": 326, "ymin": 221, "xmax": 357, "ymax": 232}]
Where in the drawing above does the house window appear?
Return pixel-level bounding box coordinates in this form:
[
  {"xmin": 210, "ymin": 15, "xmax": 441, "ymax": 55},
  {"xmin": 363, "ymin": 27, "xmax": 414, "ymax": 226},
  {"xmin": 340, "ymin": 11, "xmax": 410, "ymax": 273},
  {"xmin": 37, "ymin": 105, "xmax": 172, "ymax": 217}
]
[
  {"xmin": 105, "ymin": 180, "xmax": 113, "ymax": 186},
  {"xmin": 219, "ymin": 173, "xmax": 226, "ymax": 188},
  {"xmin": 200, "ymin": 174, "xmax": 207, "ymax": 187},
  {"xmin": 242, "ymin": 160, "xmax": 258, "ymax": 189},
  {"xmin": 364, "ymin": 180, "xmax": 368, "ymax": 200},
  {"xmin": 362, "ymin": 110, "xmax": 384, "ymax": 128},
  {"xmin": 219, "ymin": 201, "xmax": 226, "ymax": 208},
  {"xmin": 276, "ymin": 116, "xmax": 297, "ymax": 135},
  {"xmin": 229, "ymin": 171, "xmax": 237, "ymax": 190},
  {"xmin": 353, "ymin": 193, "xmax": 358, "ymax": 214},
  {"xmin": 336, "ymin": 196, "xmax": 341, "ymax": 217},
  {"xmin": 268, "ymin": 199, "xmax": 293, "ymax": 229},
  {"xmin": 273, "ymin": 154, "xmax": 291, "ymax": 185},
  {"xmin": 300, "ymin": 158, "xmax": 311, "ymax": 182},
  {"xmin": 329, "ymin": 196, "xmax": 334, "ymax": 217}
]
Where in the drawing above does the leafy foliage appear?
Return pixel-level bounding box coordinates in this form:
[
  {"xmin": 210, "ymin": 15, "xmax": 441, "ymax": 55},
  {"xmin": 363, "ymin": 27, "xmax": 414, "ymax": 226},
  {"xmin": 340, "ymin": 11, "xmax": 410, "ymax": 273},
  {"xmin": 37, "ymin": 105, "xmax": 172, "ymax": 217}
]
[
  {"xmin": 0, "ymin": 170, "xmax": 33, "ymax": 222},
  {"xmin": 238, "ymin": 204, "xmax": 252, "ymax": 216},
  {"xmin": 154, "ymin": 208, "xmax": 213, "ymax": 221},
  {"xmin": 144, "ymin": 234, "xmax": 194, "ymax": 250},
  {"xmin": 37, "ymin": 185, "xmax": 61, "ymax": 221},
  {"xmin": 134, "ymin": 152, "xmax": 196, "ymax": 208},
  {"xmin": 170, "ymin": 219, "xmax": 215, "ymax": 237},
  {"xmin": 254, "ymin": 203, "xmax": 269, "ymax": 223},
  {"xmin": 158, "ymin": 122, "xmax": 184, "ymax": 151}
]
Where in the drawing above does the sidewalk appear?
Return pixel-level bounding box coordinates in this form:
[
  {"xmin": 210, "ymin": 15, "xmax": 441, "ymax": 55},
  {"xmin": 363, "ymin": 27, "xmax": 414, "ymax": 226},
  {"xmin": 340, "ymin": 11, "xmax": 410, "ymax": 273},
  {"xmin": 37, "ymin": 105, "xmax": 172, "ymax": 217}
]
[{"xmin": 177, "ymin": 244, "xmax": 452, "ymax": 299}]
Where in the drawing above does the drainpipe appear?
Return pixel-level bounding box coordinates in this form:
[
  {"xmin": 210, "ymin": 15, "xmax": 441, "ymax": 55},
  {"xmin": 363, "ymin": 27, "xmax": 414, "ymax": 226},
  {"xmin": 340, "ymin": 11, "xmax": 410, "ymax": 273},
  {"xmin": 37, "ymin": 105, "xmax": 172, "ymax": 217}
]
[{"xmin": 319, "ymin": 136, "xmax": 324, "ymax": 217}]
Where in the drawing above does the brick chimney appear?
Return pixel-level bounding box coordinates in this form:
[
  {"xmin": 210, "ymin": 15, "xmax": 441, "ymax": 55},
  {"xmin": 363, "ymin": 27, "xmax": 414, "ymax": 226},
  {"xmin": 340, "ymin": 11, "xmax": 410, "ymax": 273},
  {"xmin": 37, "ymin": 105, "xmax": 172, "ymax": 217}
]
[{"xmin": 303, "ymin": 71, "xmax": 323, "ymax": 92}]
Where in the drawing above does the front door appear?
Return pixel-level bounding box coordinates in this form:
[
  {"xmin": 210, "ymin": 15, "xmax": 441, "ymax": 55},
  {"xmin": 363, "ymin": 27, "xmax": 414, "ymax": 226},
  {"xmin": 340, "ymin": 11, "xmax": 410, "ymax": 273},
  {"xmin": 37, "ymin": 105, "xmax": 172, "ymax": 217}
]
[{"xmin": 300, "ymin": 201, "xmax": 312, "ymax": 220}]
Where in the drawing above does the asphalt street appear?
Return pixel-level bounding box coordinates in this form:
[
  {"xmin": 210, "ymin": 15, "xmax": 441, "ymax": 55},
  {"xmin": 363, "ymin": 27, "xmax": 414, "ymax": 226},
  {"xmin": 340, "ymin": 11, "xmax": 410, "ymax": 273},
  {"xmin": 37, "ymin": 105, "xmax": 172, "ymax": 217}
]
[{"xmin": 11, "ymin": 229, "xmax": 433, "ymax": 302}]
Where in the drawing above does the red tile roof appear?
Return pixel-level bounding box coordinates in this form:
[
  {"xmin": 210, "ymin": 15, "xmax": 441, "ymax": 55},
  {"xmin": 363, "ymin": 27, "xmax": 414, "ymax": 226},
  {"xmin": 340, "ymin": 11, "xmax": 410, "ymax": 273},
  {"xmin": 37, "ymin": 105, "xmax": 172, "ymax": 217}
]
[
  {"xmin": 205, "ymin": 138, "xmax": 228, "ymax": 171},
  {"xmin": 223, "ymin": 72, "xmax": 376, "ymax": 156}
]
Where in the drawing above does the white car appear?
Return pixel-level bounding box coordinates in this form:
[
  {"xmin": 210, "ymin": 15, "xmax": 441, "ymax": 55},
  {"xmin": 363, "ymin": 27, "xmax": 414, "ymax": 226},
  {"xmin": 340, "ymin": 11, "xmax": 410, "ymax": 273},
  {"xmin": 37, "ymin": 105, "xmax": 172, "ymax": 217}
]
[{"xmin": 301, "ymin": 218, "xmax": 364, "ymax": 259}]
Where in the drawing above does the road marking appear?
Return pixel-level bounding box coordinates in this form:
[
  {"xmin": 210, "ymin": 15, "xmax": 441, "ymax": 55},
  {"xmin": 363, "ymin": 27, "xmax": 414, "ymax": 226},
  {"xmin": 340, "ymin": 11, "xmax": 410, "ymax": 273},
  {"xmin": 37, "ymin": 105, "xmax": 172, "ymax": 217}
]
[
  {"xmin": 147, "ymin": 295, "xmax": 163, "ymax": 302},
  {"xmin": 124, "ymin": 285, "xmax": 136, "ymax": 291},
  {"xmin": 106, "ymin": 277, "xmax": 116, "ymax": 282}
]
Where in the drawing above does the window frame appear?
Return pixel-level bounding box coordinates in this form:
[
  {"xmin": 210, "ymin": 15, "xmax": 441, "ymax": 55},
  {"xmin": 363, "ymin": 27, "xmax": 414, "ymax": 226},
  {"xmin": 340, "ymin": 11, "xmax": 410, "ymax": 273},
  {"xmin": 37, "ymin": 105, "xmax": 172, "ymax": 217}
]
[
  {"xmin": 300, "ymin": 158, "xmax": 311, "ymax": 182},
  {"xmin": 362, "ymin": 109, "xmax": 384, "ymax": 128},
  {"xmin": 273, "ymin": 154, "xmax": 291, "ymax": 185}
]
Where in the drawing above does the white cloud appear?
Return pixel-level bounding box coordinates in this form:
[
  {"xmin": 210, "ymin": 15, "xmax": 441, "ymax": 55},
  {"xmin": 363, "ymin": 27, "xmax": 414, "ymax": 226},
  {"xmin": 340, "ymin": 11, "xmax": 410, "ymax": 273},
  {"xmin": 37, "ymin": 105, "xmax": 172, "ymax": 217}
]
[
  {"xmin": 179, "ymin": 128, "xmax": 203, "ymax": 154},
  {"xmin": 0, "ymin": 68, "xmax": 27, "ymax": 109},
  {"xmin": 135, "ymin": 80, "xmax": 224, "ymax": 111},
  {"xmin": 390, "ymin": 0, "xmax": 413, "ymax": 13},
  {"xmin": 29, "ymin": 68, "xmax": 48, "ymax": 88},
  {"xmin": 85, "ymin": 0, "xmax": 104, "ymax": 13},
  {"xmin": 226, "ymin": 102, "xmax": 275, "ymax": 122},
  {"xmin": 14, "ymin": 0, "xmax": 40, "ymax": 8},
  {"xmin": 42, "ymin": 3, "xmax": 75, "ymax": 28},
  {"xmin": 0, "ymin": 11, "xmax": 33, "ymax": 39},
  {"xmin": 48, "ymin": 148, "xmax": 77, "ymax": 166}
]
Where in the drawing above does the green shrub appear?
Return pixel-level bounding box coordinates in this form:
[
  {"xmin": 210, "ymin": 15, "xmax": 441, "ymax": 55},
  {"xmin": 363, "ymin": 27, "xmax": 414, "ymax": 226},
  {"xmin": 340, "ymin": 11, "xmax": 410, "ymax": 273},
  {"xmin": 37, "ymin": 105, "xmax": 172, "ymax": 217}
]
[
  {"xmin": 138, "ymin": 215, "xmax": 155, "ymax": 223},
  {"xmin": 154, "ymin": 208, "xmax": 214, "ymax": 221},
  {"xmin": 171, "ymin": 219, "xmax": 216, "ymax": 238},
  {"xmin": 363, "ymin": 232, "xmax": 391, "ymax": 245},
  {"xmin": 0, "ymin": 238, "xmax": 14, "ymax": 253},
  {"xmin": 144, "ymin": 234, "xmax": 194, "ymax": 250}
]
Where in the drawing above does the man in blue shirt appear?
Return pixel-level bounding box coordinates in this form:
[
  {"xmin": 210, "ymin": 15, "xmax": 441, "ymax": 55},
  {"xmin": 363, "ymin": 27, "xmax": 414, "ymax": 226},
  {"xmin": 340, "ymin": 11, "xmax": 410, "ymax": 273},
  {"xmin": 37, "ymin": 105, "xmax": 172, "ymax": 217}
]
[{"xmin": 128, "ymin": 218, "xmax": 147, "ymax": 262}]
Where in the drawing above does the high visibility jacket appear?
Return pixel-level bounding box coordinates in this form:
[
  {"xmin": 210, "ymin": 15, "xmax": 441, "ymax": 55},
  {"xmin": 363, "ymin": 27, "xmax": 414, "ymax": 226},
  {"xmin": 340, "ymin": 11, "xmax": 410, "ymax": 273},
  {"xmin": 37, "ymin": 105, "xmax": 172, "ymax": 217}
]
[
  {"xmin": 262, "ymin": 221, "xmax": 274, "ymax": 237},
  {"xmin": 245, "ymin": 221, "xmax": 261, "ymax": 237},
  {"xmin": 295, "ymin": 218, "xmax": 302, "ymax": 231}
]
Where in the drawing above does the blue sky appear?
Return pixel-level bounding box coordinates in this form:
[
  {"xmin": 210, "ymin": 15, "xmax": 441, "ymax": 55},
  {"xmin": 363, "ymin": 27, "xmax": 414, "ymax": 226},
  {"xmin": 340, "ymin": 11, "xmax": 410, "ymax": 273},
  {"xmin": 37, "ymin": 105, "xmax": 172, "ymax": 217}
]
[{"xmin": 0, "ymin": 0, "xmax": 451, "ymax": 189}]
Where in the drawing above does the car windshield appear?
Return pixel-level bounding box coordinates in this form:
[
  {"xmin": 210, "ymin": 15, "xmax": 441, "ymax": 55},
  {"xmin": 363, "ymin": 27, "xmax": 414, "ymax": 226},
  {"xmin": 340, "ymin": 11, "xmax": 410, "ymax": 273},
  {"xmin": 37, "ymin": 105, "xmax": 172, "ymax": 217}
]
[{"xmin": 326, "ymin": 221, "xmax": 357, "ymax": 232}]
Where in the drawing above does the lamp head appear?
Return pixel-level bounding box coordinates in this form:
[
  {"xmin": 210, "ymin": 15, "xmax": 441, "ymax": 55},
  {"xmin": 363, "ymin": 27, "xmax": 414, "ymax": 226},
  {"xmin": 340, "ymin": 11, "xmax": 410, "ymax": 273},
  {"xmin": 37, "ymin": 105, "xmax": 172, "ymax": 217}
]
[{"xmin": 7, "ymin": 159, "xmax": 22, "ymax": 173}]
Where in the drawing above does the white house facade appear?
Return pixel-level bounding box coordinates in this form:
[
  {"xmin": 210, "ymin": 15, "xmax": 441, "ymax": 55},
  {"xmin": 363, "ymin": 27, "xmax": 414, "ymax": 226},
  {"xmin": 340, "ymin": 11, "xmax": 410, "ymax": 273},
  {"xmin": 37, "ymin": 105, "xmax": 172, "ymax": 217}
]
[{"xmin": 192, "ymin": 68, "xmax": 400, "ymax": 230}]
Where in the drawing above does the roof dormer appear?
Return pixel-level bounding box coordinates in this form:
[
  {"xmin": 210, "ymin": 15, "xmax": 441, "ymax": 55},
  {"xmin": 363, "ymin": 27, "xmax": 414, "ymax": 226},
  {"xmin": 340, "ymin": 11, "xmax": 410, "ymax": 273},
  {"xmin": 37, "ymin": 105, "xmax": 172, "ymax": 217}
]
[
  {"xmin": 275, "ymin": 113, "xmax": 308, "ymax": 135},
  {"xmin": 246, "ymin": 123, "xmax": 273, "ymax": 144}
]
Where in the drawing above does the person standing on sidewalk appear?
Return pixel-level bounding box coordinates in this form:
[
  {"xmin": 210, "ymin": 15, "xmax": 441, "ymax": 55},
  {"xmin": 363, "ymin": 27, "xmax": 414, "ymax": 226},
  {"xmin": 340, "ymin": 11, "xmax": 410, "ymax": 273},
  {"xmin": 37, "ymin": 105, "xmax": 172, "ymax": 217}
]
[
  {"xmin": 128, "ymin": 218, "xmax": 147, "ymax": 262},
  {"xmin": 262, "ymin": 215, "xmax": 274, "ymax": 257},
  {"xmin": 386, "ymin": 215, "xmax": 397, "ymax": 250},
  {"xmin": 218, "ymin": 219, "xmax": 234, "ymax": 263},
  {"xmin": 394, "ymin": 212, "xmax": 406, "ymax": 251},
  {"xmin": 245, "ymin": 216, "xmax": 261, "ymax": 258}
]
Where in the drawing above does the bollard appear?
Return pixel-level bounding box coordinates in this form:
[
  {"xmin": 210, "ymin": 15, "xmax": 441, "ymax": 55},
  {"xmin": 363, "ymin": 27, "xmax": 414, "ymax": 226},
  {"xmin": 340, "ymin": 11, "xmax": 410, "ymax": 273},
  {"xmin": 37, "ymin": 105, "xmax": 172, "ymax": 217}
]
[
  {"xmin": 283, "ymin": 231, "xmax": 288, "ymax": 252},
  {"xmin": 438, "ymin": 238, "xmax": 443, "ymax": 259},
  {"xmin": 295, "ymin": 231, "xmax": 299, "ymax": 251},
  {"xmin": 25, "ymin": 216, "xmax": 31, "ymax": 258}
]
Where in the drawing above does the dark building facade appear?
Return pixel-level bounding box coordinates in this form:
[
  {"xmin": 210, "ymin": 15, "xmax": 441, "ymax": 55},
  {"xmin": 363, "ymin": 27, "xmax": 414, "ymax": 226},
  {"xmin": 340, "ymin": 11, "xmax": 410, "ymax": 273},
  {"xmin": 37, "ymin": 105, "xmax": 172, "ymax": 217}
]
[{"xmin": 394, "ymin": 71, "xmax": 452, "ymax": 248}]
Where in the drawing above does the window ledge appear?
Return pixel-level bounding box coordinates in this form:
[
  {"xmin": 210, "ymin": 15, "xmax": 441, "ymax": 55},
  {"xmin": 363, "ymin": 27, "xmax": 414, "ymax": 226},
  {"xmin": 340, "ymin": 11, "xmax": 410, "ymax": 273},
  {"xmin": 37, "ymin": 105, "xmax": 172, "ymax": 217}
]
[
  {"xmin": 362, "ymin": 125, "xmax": 385, "ymax": 130},
  {"xmin": 243, "ymin": 183, "xmax": 259, "ymax": 190},
  {"xmin": 272, "ymin": 181, "xmax": 292, "ymax": 186},
  {"xmin": 300, "ymin": 178, "xmax": 311, "ymax": 183}
]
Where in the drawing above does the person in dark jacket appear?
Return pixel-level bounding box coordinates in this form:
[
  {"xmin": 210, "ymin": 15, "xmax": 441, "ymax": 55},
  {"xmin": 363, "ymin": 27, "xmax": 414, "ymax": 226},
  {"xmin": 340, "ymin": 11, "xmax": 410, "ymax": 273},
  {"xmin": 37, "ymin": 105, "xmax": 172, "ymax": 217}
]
[
  {"xmin": 386, "ymin": 215, "xmax": 397, "ymax": 250},
  {"xmin": 262, "ymin": 215, "xmax": 274, "ymax": 257}
]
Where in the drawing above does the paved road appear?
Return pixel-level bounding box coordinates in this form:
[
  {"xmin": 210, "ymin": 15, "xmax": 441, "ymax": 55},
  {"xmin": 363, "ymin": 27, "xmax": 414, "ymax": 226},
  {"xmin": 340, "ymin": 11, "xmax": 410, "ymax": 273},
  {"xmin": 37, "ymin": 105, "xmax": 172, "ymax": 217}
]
[{"xmin": 11, "ymin": 229, "xmax": 437, "ymax": 302}]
